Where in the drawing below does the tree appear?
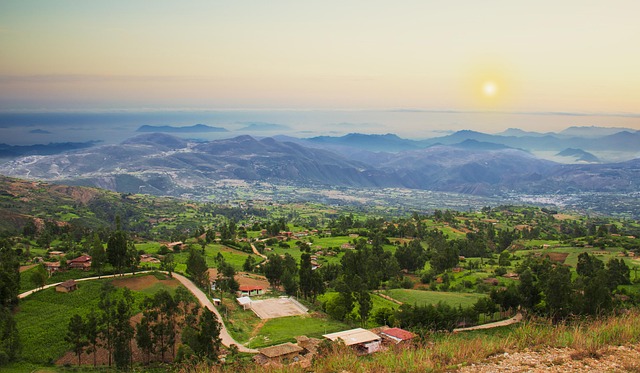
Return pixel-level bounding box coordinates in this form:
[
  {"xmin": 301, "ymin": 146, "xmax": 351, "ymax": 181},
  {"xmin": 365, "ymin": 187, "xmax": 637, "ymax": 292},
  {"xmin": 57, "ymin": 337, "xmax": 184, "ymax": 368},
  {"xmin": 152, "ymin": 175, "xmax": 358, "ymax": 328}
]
[
  {"xmin": 216, "ymin": 259, "xmax": 239, "ymax": 294},
  {"xmin": 136, "ymin": 316, "xmax": 154, "ymax": 365},
  {"xmin": 182, "ymin": 308, "xmax": 222, "ymax": 361},
  {"xmin": 518, "ymin": 269, "xmax": 540, "ymax": 310},
  {"xmin": 84, "ymin": 310, "xmax": 100, "ymax": 368},
  {"xmin": 264, "ymin": 254, "xmax": 285, "ymax": 289},
  {"xmin": 544, "ymin": 265, "xmax": 572, "ymax": 320},
  {"xmin": 113, "ymin": 289, "xmax": 135, "ymax": 370},
  {"xmin": 299, "ymin": 253, "xmax": 314, "ymax": 299},
  {"xmin": 324, "ymin": 279, "xmax": 354, "ymax": 321},
  {"xmin": 576, "ymin": 252, "xmax": 604, "ymax": 278},
  {"xmin": 161, "ymin": 253, "xmax": 176, "ymax": 277},
  {"xmin": 0, "ymin": 247, "xmax": 20, "ymax": 309},
  {"xmin": 243, "ymin": 255, "xmax": 256, "ymax": 272},
  {"xmin": 355, "ymin": 288, "xmax": 372, "ymax": 327},
  {"xmin": 186, "ymin": 248, "xmax": 209, "ymax": 288},
  {"xmin": 65, "ymin": 314, "xmax": 88, "ymax": 366},
  {"xmin": 0, "ymin": 307, "xmax": 19, "ymax": 365},
  {"xmin": 0, "ymin": 247, "xmax": 21, "ymax": 366},
  {"xmin": 89, "ymin": 233, "xmax": 107, "ymax": 276},
  {"xmin": 607, "ymin": 258, "xmax": 631, "ymax": 289},
  {"xmin": 30, "ymin": 264, "xmax": 48, "ymax": 289},
  {"xmin": 98, "ymin": 283, "xmax": 118, "ymax": 367},
  {"xmin": 107, "ymin": 219, "xmax": 130, "ymax": 274}
]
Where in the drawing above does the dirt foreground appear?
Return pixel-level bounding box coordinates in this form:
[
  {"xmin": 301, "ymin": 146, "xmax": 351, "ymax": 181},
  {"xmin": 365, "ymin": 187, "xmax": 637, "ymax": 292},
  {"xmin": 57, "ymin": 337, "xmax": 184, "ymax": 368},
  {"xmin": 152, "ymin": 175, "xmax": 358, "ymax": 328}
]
[{"xmin": 458, "ymin": 343, "xmax": 640, "ymax": 372}]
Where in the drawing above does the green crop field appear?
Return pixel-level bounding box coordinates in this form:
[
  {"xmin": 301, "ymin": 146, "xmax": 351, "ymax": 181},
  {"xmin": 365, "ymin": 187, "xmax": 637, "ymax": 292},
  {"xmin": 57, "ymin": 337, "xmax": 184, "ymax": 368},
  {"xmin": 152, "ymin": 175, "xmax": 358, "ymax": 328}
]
[
  {"xmin": 382, "ymin": 289, "xmax": 486, "ymax": 308},
  {"xmin": 248, "ymin": 315, "xmax": 348, "ymax": 348},
  {"xmin": 15, "ymin": 274, "xmax": 184, "ymax": 365}
]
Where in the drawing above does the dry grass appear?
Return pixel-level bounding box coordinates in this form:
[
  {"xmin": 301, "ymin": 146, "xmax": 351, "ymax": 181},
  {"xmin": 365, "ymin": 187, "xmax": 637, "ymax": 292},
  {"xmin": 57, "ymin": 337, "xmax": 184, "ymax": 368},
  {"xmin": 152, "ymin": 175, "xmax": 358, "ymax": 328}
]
[{"xmin": 180, "ymin": 310, "xmax": 640, "ymax": 373}]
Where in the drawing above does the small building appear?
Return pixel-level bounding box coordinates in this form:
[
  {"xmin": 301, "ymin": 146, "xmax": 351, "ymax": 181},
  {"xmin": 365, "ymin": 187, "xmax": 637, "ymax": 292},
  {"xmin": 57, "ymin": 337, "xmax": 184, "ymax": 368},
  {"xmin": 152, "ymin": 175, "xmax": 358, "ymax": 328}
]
[
  {"xmin": 254, "ymin": 342, "xmax": 304, "ymax": 365},
  {"xmin": 380, "ymin": 327, "xmax": 416, "ymax": 344},
  {"xmin": 56, "ymin": 279, "xmax": 78, "ymax": 293},
  {"xmin": 49, "ymin": 251, "xmax": 65, "ymax": 257},
  {"xmin": 236, "ymin": 285, "xmax": 264, "ymax": 297},
  {"xmin": 212, "ymin": 298, "xmax": 221, "ymax": 306},
  {"xmin": 44, "ymin": 261, "xmax": 61, "ymax": 274},
  {"xmin": 237, "ymin": 296, "xmax": 252, "ymax": 310},
  {"xmin": 323, "ymin": 328, "xmax": 382, "ymax": 354},
  {"xmin": 68, "ymin": 255, "xmax": 92, "ymax": 270}
]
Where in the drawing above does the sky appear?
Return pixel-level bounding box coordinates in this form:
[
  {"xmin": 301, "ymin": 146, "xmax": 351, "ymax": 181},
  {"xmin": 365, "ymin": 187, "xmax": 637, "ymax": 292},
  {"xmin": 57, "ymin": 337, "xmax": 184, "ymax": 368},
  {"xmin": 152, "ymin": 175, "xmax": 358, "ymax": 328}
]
[{"xmin": 1, "ymin": 1, "xmax": 639, "ymax": 125}]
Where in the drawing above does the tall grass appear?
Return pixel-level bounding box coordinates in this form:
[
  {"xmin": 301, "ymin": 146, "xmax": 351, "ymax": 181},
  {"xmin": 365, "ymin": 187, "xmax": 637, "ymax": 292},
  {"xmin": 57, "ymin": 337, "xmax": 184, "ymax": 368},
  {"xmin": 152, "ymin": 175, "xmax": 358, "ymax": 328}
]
[{"xmin": 181, "ymin": 310, "xmax": 640, "ymax": 373}]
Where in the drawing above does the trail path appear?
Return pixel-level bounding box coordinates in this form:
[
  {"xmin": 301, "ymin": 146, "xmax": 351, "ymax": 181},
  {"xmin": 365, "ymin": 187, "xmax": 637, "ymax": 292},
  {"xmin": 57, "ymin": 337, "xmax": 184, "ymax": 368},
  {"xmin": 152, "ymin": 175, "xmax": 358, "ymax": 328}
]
[
  {"xmin": 251, "ymin": 242, "xmax": 268, "ymax": 260},
  {"xmin": 18, "ymin": 270, "xmax": 258, "ymax": 353},
  {"xmin": 453, "ymin": 313, "xmax": 523, "ymax": 332}
]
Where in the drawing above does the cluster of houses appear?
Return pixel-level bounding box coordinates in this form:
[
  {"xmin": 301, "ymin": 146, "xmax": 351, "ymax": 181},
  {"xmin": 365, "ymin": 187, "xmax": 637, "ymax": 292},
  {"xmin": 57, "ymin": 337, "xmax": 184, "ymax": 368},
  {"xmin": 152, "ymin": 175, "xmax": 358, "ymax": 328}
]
[
  {"xmin": 42, "ymin": 254, "xmax": 93, "ymax": 275},
  {"xmin": 253, "ymin": 326, "xmax": 416, "ymax": 366}
]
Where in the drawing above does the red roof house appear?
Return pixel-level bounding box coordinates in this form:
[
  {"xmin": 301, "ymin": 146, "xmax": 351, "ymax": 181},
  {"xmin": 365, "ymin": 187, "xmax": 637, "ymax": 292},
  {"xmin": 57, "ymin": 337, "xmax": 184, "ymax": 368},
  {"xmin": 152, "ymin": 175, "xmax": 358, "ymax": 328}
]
[
  {"xmin": 68, "ymin": 255, "xmax": 92, "ymax": 270},
  {"xmin": 236, "ymin": 285, "xmax": 264, "ymax": 297},
  {"xmin": 380, "ymin": 327, "xmax": 416, "ymax": 344}
]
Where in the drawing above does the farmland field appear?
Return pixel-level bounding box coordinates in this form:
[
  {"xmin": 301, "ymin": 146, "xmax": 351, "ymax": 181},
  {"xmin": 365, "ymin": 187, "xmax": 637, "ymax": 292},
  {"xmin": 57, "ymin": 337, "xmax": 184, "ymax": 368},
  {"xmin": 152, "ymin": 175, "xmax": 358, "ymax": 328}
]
[
  {"xmin": 14, "ymin": 274, "xmax": 184, "ymax": 365},
  {"xmin": 382, "ymin": 289, "xmax": 486, "ymax": 308},
  {"xmin": 248, "ymin": 314, "xmax": 347, "ymax": 348}
]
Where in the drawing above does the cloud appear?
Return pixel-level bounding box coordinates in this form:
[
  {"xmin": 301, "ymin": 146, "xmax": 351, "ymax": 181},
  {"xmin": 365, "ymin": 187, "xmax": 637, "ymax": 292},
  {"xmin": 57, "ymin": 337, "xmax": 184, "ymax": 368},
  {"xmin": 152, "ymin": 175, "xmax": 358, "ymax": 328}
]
[{"xmin": 0, "ymin": 74, "xmax": 217, "ymax": 83}]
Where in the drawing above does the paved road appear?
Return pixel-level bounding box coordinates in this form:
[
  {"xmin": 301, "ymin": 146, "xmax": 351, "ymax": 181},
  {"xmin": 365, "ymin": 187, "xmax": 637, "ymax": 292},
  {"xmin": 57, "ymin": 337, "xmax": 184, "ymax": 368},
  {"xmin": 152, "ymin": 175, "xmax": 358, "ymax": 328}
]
[
  {"xmin": 453, "ymin": 313, "xmax": 523, "ymax": 332},
  {"xmin": 18, "ymin": 270, "xmax": 258, "ymax": 353}
]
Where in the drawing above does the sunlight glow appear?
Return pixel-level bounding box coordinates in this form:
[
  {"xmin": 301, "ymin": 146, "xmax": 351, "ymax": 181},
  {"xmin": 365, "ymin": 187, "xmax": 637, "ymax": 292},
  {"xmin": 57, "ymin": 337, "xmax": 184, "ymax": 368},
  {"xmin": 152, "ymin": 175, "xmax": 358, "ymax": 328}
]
[{"xmin": 483, "ymin": 81, "xmax": 497, "ymax": 97}]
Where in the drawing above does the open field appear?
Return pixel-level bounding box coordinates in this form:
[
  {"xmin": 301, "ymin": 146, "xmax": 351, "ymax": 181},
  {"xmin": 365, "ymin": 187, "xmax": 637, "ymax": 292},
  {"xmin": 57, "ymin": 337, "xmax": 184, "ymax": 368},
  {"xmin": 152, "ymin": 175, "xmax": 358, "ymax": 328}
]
[
  {"xmin": 248, "ymin": 313, "xmax": 348, "ymax": 348},
  {"xmin": 382, "ymin": 289, "xmax": 486, "ymax": 308}
]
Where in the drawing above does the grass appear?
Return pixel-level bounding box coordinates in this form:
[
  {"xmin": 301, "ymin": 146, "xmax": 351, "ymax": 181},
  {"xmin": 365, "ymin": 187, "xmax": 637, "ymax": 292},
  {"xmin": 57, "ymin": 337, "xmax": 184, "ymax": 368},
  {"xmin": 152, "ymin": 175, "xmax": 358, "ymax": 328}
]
[
  {"xmin": 248, "ymin": 315, "xmax": 348, "ymax": 348},
  {"xmin": 382, "ymin": 289, "xmax": 486, "ymax": 308}
]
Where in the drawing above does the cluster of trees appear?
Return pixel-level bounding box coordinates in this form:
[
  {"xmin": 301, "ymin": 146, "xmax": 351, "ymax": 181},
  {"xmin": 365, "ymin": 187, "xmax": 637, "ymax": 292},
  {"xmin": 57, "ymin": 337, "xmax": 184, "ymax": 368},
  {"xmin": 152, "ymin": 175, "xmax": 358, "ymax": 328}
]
[
  {"xmin": 65, "ymin": 283, "xmax": 221, "ymax": 369},
  {"xmin": 393, "ymin": 302, "xmax": 478, "ymax": 332},
  {"xmin": 321, "ymin": 238, "xmax": 401, "ymax": 325},
  {"xmin": 65, "ymin": 283, "xmax": 136, "ymax": 369},
  {"xmin": 488, "ymin": 254, "xmax": 632, "ymax": 320}
]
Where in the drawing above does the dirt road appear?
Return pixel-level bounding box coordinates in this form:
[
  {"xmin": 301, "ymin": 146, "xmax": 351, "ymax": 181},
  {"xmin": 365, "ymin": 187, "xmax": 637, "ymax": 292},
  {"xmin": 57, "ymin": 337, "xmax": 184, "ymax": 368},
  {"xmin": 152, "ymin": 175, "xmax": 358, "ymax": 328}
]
[{"xmin": 453, "ymin": 313, "xmax": 523, "ymax": 332}]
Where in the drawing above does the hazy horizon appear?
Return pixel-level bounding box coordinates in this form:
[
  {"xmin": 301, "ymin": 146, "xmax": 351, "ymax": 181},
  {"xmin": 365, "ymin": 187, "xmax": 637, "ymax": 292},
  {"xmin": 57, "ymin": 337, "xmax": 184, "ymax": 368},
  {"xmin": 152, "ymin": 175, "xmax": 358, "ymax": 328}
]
[{"xmin": 1, "ymin": 109, "xmax": 639, "ymax": 147}]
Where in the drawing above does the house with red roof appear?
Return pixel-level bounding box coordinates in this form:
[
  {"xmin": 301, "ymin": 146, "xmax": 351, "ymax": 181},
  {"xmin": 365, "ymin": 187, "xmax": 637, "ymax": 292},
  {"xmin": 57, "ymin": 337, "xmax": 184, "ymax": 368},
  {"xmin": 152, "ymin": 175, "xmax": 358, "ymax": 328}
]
[
  {"xmin": 236, "ymin": 285, "xmax": 264, "ymax": 297},
  {"xmin": 380, "ymin": 327, "xmax": 416, "ymax": 344},
  {"xmin": 68, "ymin": 255, "xmax": 92, "ymax": 271}
]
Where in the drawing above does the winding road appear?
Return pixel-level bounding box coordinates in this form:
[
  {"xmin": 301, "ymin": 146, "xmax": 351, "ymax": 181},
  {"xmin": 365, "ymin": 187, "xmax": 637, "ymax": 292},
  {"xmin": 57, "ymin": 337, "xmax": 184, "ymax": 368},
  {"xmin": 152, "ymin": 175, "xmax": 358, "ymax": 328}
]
[{"xmin": 18, "ymin": 270, "xmax": 258, "ymax": 353}]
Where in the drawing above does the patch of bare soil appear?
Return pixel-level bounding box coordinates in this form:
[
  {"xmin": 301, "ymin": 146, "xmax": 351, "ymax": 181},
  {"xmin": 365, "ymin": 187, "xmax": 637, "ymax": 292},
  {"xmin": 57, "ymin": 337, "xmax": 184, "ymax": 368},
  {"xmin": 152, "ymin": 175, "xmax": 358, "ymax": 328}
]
[
  {"xmin": 236, "ymin": 272, "xmax": 270, "ymax": 289},
  {"xmin": 208, "ymin": 269, "xmax": 270, "ymax": 290},
  {"xmin": 458, "ymin": 344, "xmax": 640, "ymax": 372},
  {"xmin": 19, "ymin": 264, "xmax": 38, "ymax": 272},
  {"xmin": 111, "ymin": 274, "xmax": 179, "ymax": 291},
  {"xmin": 544, "ymin": 252, "xmax": 569, "ymax": 264}
]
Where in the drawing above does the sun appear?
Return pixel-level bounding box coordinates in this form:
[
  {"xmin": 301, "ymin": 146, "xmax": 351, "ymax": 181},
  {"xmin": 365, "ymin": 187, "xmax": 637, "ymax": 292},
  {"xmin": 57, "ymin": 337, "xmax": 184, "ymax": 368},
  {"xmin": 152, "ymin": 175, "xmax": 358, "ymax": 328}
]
[{"xmin": 482, "ymin": 81, "xmax": 497, "ymax": 97}]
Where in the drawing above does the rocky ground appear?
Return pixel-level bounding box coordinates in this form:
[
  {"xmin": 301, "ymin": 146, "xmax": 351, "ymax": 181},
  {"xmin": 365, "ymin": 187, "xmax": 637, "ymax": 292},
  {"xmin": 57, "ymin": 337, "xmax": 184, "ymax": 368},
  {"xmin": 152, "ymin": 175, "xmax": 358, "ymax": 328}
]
[{"xmin": 457, "ymin": 344, "xmax": 640, "ymax": 372}]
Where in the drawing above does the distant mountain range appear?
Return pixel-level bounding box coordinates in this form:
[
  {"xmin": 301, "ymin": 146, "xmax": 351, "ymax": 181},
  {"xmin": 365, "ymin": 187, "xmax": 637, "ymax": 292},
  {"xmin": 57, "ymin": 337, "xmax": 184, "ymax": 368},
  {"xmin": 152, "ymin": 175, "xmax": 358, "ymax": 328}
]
[
  {"xmin": 0, "ymin": 141, "xmax": 101, "ymax": 158},
  {"xmin": 301, "ymin": 128, "xmax": 640, "ymax": 160},
  {"xmin": 136, "ymin": 124, "xmax": 228, "ymax": 133},
  {"xmin": 0, "ymin": 133, "xmax": 638, "ymax": 199}
]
